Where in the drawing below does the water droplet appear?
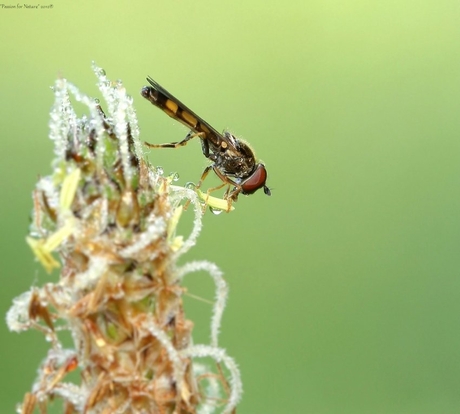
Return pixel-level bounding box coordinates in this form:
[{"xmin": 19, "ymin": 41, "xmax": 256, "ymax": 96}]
[
  {"xmin": 209, "ymin": 207, "xmax": 223, "ymax": 216},
  {"xmin": 168, "ymin": 172, "xmax": 180, "ymax": 182},
  {"xmin": 94, "ymin": 98, "xmax": 100, "ymax": 104},
  {"xmin": 156, "ymin": 166, "xmax": 164, "ymax": 175},
  {"xmin": 97, "ymin": 68, "xmax": 106, "ymax": 76},
  {"xmin": 184, "ymin": 182, "xmax": 196, "ymax": 190},
  {"xmin": 50, "ymin": 112, "xmax": 60, "ymax": 121}
]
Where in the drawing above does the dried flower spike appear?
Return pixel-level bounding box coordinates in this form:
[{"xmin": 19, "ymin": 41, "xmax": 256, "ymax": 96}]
[{"xmin": 6, "ymin": 63, "xmax": 242, "ymax": 414}]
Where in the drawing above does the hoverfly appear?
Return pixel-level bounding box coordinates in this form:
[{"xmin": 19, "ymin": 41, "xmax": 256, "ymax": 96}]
[{"xmin": 141, "ymin": 77, "xmax": 270, "ymax": 210}]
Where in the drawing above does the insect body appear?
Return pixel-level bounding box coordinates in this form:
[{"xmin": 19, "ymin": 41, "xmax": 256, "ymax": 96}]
[{"xmin": 141, "ymin": 77, "xmax": 270, "ymax": 209}]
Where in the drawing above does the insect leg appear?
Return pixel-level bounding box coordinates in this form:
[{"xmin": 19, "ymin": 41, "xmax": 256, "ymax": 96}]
[
  {"xmin": 226, "ymin": 186, "xmax": 243, "ymax": 202},
  {"xmin": 211, "ymin": 166, "xmax": 241, "ymax": 194},
  {"xmin": 144, "ymin": 131, "xmax": 205, "ymax": 149},
  {"xmin": 202, "ymin": 182, "xmax": 233, "ymax": 212},
  {"xmin": 195, "ymin": 165, "xmax": 213, "ymax": 191},
  {"xmin": 205, "ymin": 182, "xmax": 228, "ymax": 195},
  {"xmin": 181, "ymin": 165, "xmax": 214, "ymax": 212},
  {"xmin": 210, "ymin": 166, "xmax": 243, "ymax": 210}
]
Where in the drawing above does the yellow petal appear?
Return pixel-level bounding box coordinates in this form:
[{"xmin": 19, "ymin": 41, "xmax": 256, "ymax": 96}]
[
  {"xmin": 196, "ymin": 189, "xmax": 235, "ymax": 212},
  {"xmin": 60, "ymin": 168, "xmax": 81, "ymax": 211}
]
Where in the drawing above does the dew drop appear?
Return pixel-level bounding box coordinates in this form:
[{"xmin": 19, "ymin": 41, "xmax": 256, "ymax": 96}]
[
  {"xmin": 156, "ymin": 166, "xmax": 164, "ymax": 175},
  {"xmin": 94, "ymin": 98, "xmax": 100, "ymax": 104},
  {"xmin": 184, "ymin": 182, "xmax": 196, "ymax": 190},
  {"xmin": 209, "ymin": 207, "xmax": 223, "ymax": 216},
  {"xmin": 50, "ymin": 113, "xmax": 60, "ymax": 122},
  {"xmin": 97, "ymin": 68, "xmax": 106, "ymax": 76},
  {"xmin": 168, "ymin": 172, "xmax": 180, "ymax": 182}
]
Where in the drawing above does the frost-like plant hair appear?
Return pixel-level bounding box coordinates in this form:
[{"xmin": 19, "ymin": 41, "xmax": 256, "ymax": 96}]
[{"xmin": 6, "ymin": 63, "xmax": 242, "ymax": 414}]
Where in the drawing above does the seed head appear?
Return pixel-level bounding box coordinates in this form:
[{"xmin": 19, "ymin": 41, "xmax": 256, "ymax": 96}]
[{"xmin": 6, "ymin": 63, "xmax": 242, "ymax": 414}]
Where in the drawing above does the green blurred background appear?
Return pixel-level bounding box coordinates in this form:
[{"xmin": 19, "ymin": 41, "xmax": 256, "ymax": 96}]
[{"xmin": 1, "ymin": 1, "xmax": 460, "ymax": 413}]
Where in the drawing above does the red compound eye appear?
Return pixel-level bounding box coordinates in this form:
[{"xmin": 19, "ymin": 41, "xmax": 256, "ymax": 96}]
[{"xmin": 241, "ymin": 164, "xmax": 268, "ymax": 195}]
